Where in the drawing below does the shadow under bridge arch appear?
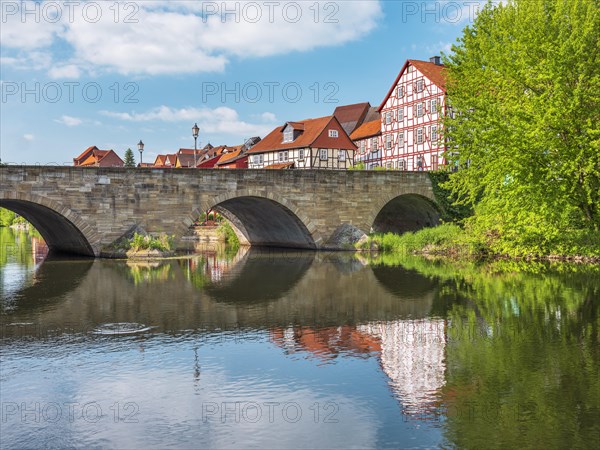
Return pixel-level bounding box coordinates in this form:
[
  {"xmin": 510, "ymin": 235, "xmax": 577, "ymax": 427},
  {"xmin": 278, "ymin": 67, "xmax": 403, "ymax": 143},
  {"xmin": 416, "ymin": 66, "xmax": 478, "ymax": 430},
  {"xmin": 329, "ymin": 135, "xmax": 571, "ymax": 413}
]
[
  {"xmin": 372, "ymin": 194, "xmax": 440, "ymax": 234},
  {"xmin": 0, "ymin": 198, "xmax": 95, "ymax": 257},
  {"xmin": 209, "ymin": 196, "xmax": 317, "ymax": 249}
]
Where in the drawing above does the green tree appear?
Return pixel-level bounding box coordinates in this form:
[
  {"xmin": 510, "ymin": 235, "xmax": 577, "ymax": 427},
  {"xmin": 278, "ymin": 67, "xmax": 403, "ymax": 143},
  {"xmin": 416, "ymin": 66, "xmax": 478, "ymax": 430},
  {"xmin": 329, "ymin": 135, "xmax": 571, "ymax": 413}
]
[
  {"xmin": 444, "ymin": 0, "xmax": 600, "ymax": 254},
  {"xmin": 124, "ymin": 148, "xmax": 136, "ymax": 167}
]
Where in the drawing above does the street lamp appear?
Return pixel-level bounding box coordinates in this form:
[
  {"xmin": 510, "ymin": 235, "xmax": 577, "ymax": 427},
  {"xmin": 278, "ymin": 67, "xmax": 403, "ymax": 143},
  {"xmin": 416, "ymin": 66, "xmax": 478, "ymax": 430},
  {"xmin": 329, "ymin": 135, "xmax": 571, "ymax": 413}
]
[
  {"xmin": 192, "ymin": 123, "xmax": 200, "ymax": 168},
  {"xmin": 138, "ymin": 140, "xmax": 144, "ymax": 165}
]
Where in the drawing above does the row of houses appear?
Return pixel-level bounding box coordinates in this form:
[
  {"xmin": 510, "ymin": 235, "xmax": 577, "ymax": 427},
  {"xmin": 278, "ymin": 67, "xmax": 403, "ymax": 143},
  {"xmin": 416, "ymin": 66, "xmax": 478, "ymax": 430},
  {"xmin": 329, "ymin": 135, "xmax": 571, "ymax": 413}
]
[{"xmin": 74, "ymin": 56, "xmax": 447, "ymax": 171}]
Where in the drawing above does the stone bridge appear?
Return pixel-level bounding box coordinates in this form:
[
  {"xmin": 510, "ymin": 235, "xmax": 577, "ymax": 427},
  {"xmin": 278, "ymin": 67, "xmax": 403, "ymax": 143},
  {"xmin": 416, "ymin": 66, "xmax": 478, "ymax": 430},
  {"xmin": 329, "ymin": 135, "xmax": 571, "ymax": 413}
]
[{"xmin": 0, "ymin": 166, "xmax": 440, "ymax": 257}]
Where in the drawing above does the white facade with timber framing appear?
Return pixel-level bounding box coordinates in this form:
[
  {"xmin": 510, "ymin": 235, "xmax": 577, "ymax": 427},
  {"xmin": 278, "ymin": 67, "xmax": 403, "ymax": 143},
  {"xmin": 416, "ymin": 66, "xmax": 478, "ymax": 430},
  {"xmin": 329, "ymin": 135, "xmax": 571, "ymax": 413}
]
[
  {"xmin": 246, "ymin": 115, "xmax": 356, "ymax": 170},
  {"xmin": 364, "ymin": 56, "xmax": 447, "ymax": 171}
]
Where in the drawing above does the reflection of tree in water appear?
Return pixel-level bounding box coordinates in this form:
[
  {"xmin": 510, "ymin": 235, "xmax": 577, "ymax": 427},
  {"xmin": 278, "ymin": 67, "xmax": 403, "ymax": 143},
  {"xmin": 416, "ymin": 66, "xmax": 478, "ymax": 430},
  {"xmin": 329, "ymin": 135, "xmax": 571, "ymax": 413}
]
[{"xmin": 125, "ymin": 261, "xmax": 174, "ymax": 286}]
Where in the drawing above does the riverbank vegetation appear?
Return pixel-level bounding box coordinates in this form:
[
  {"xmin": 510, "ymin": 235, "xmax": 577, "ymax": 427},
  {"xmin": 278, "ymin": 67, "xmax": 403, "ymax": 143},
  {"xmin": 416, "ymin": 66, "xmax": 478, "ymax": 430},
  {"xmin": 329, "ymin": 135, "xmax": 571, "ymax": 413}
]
[{"xmin": 368, "ymin": 0, "xmax": 600, "ymax": 261}]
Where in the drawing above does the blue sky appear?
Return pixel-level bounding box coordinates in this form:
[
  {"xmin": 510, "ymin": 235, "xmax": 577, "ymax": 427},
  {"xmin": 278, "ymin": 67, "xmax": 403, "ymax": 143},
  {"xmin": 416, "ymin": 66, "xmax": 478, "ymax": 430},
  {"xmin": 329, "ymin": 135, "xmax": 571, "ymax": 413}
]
[{"xmin": 1, "ymin": 1, "xmax": 485, "ymax": 164}]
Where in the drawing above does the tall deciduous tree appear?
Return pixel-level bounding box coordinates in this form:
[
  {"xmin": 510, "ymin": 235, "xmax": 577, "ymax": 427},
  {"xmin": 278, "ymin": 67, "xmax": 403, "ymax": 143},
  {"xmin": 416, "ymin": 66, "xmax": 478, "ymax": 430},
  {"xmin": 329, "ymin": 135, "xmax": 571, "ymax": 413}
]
[
  {"xmin": 124, "ymin": 148, "xmax": 136, "ymax": 167},
  {"xmin": 444, "ymin": 0, "xmax": 600, "ymax": 252}
]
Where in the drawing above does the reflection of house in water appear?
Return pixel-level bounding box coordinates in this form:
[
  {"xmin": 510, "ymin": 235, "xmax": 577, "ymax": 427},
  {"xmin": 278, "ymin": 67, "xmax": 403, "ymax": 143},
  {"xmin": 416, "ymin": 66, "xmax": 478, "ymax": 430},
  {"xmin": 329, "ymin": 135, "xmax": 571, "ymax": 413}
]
[
  {"xmin": 271, "ymin": 319, "xmax": 446, "ymax": 417},
  {"xmin": 271, "ymin": 326, "xmax": 382, "ymax": 361},
  {"xmin": 31, "ymin": 236, "xmax": 48, "ymax": 264},
  {"xmin": 185, "ymin": 247, "xmax": 248, "ymax": 283},
  {"xmin": 358, "ymin": 319, "xmax": 446, "ymax": 417}
]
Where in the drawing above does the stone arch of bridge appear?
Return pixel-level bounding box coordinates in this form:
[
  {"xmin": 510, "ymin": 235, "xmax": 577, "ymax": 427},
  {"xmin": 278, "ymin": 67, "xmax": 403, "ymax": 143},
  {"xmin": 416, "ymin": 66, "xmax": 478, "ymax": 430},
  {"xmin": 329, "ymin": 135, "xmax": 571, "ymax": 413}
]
[
  {"xmin": 185, "ymin": 191, "xmax": 322, "ymax": 249},
  {"xmin": 365, "ymin": 191, "xmax": 441, "ymax": 235},
  {"xmin": 0, "ymin": 192, "xmax": 98, "ymax": 257}
]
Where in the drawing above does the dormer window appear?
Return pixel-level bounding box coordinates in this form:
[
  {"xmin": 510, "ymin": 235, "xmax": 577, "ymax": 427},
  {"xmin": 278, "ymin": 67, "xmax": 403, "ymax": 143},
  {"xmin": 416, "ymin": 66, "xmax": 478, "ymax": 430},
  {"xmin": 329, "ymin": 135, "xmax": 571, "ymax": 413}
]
[
  {"xmin": 328, "ymin": 129, "xmax": 338, "ymax": 138},
  {"xmin": 283, "ymin": 126, "xmax": 293, "ymax": 143}
]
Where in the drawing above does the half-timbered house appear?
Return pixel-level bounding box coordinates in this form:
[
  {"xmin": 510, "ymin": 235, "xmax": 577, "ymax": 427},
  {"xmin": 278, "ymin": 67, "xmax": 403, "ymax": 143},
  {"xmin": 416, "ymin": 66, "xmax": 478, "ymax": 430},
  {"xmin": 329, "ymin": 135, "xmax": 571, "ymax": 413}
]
[
  {"xmin": 377, "ymin": 56, "xmax": 447, "ymax": 171},
  {"xmin": 246, "ymin": 116, "xmax": 356, "ymax": 169}
]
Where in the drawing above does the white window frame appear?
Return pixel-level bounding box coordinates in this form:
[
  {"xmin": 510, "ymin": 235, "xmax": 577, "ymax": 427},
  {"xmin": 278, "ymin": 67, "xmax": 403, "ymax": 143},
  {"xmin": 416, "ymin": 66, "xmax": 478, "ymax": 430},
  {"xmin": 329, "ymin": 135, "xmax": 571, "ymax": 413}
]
[
  {"xmin": 430, "ymin": 98, "xmax": 438, "ymax": 113},
  {"xmin": 283, "ymin": 127, "xmax": 293, "ymax": 143},
  {"xmin": 416, "ymin": 80, "xmax": 424, "ymax": 92},
  {"xmin": 416, "ymin": 128, "xmax": 424, "ymax": 145},
  {"xmin": 398, "ymin": 159, "xmax": 406, "ymax": 171},
  {"xmin": 398, "ymin": 107, "xmax": 404, "ymax": 121},
  {"xmin": 398, "ymin": 132, "xmax": 404, "ymax": 146},
  {"xmin": 319, "ymin": 149, "xmax": 328, "ymax": 161},
  {"xmin": 338, "ymin": 150, "xmax": 346, "ymax": 161},
  {"xmin": 385, "ymin": 134, "xmax": 392, "ymax": 150},
  {"xmin": 385, "ymin": 111, "xmax": 392, "ymax": 125},
  {"xmin": 278, "ymin": 151, "xmax": 288, "ymax": 162},
  {"xmin": 298, "ymin": 149, "xmax": 305, "ymax": 160},
  {"xmin": 431, "ymin": 125, "xmax": 438, "ymax": 142},
  {"xmin": 416, "ymin": 102, "xmax": 423, "ymax": 117},
  {"xmin": 372, "ymin": 137, "xmax": 378, "ymax": 151},
  {"xmin": 397, "ymin": 85, "xmax": 404, "ymax": 98},
  {"xmin": 328, "ymin": 129, "xmax": 338, "ymax": 138}
]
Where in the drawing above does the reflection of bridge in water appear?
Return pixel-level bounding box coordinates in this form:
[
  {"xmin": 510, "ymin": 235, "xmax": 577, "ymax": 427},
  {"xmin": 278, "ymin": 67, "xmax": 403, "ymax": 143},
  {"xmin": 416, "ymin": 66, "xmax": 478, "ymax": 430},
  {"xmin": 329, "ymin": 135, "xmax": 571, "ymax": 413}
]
[{"xmin": 1, "ymin": 248, "xmax": 448, "ymax": 417}]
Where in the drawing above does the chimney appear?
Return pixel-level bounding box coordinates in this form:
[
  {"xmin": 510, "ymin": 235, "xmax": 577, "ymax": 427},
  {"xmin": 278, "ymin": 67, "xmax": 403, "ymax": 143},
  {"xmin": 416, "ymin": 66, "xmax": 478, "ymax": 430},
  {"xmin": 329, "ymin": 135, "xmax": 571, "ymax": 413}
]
[{"xmin": 430, "ymin": 56, "xmax": 442, "ymax": 65}]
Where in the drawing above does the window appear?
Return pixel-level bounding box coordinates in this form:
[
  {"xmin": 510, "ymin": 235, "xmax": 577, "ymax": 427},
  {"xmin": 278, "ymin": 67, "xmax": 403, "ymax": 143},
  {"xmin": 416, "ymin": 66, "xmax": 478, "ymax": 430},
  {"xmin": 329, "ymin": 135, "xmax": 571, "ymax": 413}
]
[
  {"xmin": 416, "ymin": 128, "xmax": 424, "ymax": 144},
  {"xmin": 407, "ymin": 65, "xmax": 413, "ymax": 73},
  {"xmin": 298, "ymin": 149, "xmax": 305, "ymax": 160},
  {"xmin": 252, "ymin": 154, "xmax": 263, "ymax": 164},
  {"xmin": 398, "ymin": 132, "xmax": 404, "ymax": 146},
  {"xmin": 385, "ymin": 111, "xmax": 392, "ymax": 125},
  {"xmin": 431, "ymin": 154, "xmax": 438, "ymax": 171},
  {"xmin": 397, "ymin": 85, "xmax": 404, "ymax": 98},
  {"xmin": 386, "ymin": 162, "xmax": 392, "ymax": 169},
  {"xmin": 319, "ymin": 149, "xmax": 328, "ymax": 160},
  {"xmin": 278, "ymin": 151, "xmax": 289, "ymax": 162},
  {"xmin": 385, "ymin": 134, "xmax": 392, "ymax": 150},
  {"xmin": 398, "ymin": 159, "xmax": 406, "ymax": 171},
  {"xmin": 431, "ymin": 125, "xmax": 438, "ymax": 142},
  {"xmin": 416, "ymin": 155, "xmax": 425, "ymax": 170},
  {"xmin": 328, "ymin": 129, "xmax": 338, "ymax": 138},
  {"xmin": 430, "ymin": 97, "xmax": 438, "ymax": 113},
  {"xmin": 397, "ymin": 107, "xmax": 403, "ymax": 121},
  {"xmin": 416, "ymin": 102, "xmax": 424, "ymax": 117},
  {"xmin": 372, "ymin": 137, "xmax": 378, "ymax": 151},
  {"xmin": 338, "ymin": 150, "xmax": 346, "ymax": 161},
  {"xmin": 360, "ymin": 140, "xmax": 366, "ymax": 153},
  {"xmin": 416, "ymin": 80, "xmax": 424, "ymax": 92},
  {"xmin": 283, "ymin": 127, "xmax": 293, "ymax": 143}
]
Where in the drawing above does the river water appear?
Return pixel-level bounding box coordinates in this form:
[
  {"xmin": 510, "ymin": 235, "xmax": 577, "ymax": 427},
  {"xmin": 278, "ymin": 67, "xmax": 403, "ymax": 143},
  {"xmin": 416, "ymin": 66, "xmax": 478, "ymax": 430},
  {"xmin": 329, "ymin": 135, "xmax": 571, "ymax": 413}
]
[{"xmin": 1, "ymin": 228, "xmax": 598, "ymax": 449}]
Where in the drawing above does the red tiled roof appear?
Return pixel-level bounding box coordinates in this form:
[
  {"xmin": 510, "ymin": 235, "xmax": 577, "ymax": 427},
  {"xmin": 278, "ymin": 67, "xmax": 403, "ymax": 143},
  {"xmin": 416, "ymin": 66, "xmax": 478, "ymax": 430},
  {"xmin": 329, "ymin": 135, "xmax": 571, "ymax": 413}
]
[
  {"xmin": 74, "ymin": 146, "xmax": 123, "ymax": 166},
  {"xmin": 248, "ymin": 116, "xmax": 356, "ymax": 153},
  {"xmin": 378, "ymin": 59, "xmax": 447, "ymax": 111},
  {"xmin": 333, "ymin": 102, "xmax": 371, "ymax": 135},
  {"xmin": 350, "ymin": 120, "xmax": 381, "ymax": 141},
  {"xmin": 216, "ymin": 145, "xmax": 244, "ymax": 166},
  {"xmin": 198, "ymin": 154, "xmax": 222, "ymax": 168},
  {"xmin": 265, "ymin": 162, "xmax": 295, "ymax": 169},
  {"xmin": 410, "ymin": 59, "xmax": 447, "ymax": 91},
  {"xmin": 73, "ymin": 145, "xmax": 98, "ymax": 162}
]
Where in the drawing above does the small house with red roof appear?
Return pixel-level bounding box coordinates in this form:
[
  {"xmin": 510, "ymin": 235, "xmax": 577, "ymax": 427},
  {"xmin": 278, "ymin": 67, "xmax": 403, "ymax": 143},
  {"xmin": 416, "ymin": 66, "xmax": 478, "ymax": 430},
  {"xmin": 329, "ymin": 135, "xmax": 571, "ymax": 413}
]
[
  {"xmin": 73, "ymin": 146, "xmax": 124, "ymax": 167},
  {"xmin": 246, "ymin": 115, "xmax": 356, "ymax": 169},
  {"xmin": 377, "ymin": 56, "xmax": 447, "ymax": 171},
  {"xmin": 351, "ymin": 119, "xmax": 382, "ymax": 167}
]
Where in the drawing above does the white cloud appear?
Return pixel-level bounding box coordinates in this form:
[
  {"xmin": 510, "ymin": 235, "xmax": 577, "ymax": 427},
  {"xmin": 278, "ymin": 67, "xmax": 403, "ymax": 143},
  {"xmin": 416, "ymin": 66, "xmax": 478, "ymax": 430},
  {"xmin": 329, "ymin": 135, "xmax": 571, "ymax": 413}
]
[
  {"xmin": 1, "ymin": 1, "xmax": 382, "ymax": 77},
  {"xmin": 48, "ymin": 64, "xmax": 82, "ymax": 79},
  {"xmin": 55, "ymin": 115, "xmax": 83, "ymax": 127},
  {"xmin": 23, "ymin": 134, "xmax": 34, "ymax": 141},
  {"xmin": 100, "ymin": 106, "xmax": 278, "ymax": 138},
  {"xmin": 260, "ymin": 112, "xmax": 277, "ymax": 122}
]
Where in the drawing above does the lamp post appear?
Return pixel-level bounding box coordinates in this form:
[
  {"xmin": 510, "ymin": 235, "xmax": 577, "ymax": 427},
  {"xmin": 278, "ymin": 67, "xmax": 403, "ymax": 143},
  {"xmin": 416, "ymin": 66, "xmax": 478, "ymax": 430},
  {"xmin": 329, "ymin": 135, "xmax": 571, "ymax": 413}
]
[
  {"xmin": 192, "ymin": 123, "xmax": 199, "ymax": 168},
  {"xmin": 137, "ymin": 140, "xmax": 144, "ymax": 165}
]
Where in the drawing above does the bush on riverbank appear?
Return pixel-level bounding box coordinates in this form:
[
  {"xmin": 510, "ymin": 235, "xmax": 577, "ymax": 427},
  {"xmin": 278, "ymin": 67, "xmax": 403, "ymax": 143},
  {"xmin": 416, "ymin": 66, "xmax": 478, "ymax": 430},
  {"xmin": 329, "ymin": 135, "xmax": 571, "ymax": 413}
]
[
  {"xmin": 129, "ymin": 232, "xmax": 174, "ymax": 252},
  {"xmin": 216, "ymin": 222, "xmax": 240, "ymax": 248},
  {"xmin": 360, "ymin": 222, "xmax": 600, "ymax": 261}
]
